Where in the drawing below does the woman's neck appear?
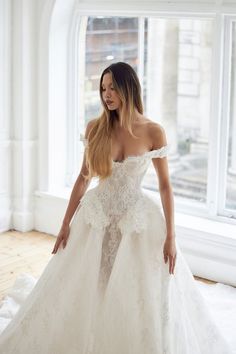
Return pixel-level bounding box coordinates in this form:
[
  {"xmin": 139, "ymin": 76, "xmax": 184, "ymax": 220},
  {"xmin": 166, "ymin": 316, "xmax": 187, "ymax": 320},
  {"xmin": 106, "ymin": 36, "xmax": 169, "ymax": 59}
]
[{"xmin": 114, "ymin": 108, "xmax": 142, "ymax": 124}]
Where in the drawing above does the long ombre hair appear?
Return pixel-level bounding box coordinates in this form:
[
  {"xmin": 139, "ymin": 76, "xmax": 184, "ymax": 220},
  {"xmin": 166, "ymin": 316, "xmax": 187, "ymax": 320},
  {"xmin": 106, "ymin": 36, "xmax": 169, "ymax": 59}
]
[{"xmin": 84, "ymin": 62, "xmax": 143, "ymax": 181}]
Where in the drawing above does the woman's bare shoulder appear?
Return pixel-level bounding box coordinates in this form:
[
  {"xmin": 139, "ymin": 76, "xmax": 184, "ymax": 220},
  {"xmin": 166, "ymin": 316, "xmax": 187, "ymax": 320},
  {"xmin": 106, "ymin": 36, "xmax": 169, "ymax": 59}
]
[{"xmin": 144, "ymin": 118, "xmax": 167, "ymax": 148}]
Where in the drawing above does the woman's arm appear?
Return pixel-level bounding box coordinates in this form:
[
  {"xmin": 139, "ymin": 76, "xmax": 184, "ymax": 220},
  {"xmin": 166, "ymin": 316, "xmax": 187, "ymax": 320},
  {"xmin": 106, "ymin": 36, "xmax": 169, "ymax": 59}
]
[
  {"xmin": 51, "ymin": 120, "xmax": 94, "ymax": 254},
  {"xmin": 62, "ymin": 120, "xmax": 94, "ymax": 227},
  {"xmin": 61, "ymin": 165, "xmax": 91, "ymax": 227},
  {"xmin": 149, "ymin": 122, "xmax": 177, "ymax": 274}
]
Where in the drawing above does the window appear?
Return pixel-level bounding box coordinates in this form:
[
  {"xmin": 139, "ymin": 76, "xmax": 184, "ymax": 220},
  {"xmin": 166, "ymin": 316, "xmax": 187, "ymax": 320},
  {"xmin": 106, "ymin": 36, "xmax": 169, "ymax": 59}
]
[{"xmin": 72, "ymin": 15, "xmax": 236, "ymax": 223}]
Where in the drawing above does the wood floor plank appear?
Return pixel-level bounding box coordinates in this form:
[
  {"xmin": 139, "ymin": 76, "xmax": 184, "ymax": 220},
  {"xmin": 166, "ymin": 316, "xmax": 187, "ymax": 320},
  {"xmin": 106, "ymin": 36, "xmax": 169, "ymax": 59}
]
[{"xmin": 0, "ymin": 231, "xmax": 55, "ymax": 300}]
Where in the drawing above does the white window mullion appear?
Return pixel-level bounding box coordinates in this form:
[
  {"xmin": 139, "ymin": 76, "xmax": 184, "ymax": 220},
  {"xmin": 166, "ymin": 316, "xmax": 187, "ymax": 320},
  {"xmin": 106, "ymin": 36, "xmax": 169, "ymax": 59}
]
[
  {"xmin": 138, "ymin": 17, "xmax": 145, "ymax": 99},
  {"xmin": 218, "ymin": 16, "xmax": 234, "ymax": 218},
  {"xmin": 206, "ymin": 13, "xmax": 225, "ymax": 217}
]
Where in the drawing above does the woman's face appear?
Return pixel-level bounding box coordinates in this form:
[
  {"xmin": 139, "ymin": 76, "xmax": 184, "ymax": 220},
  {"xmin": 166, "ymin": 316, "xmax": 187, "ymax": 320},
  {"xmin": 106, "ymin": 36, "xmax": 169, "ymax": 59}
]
[{"xmin": 101, "ymin": 73, "xmax": 121, "ymax": 111}]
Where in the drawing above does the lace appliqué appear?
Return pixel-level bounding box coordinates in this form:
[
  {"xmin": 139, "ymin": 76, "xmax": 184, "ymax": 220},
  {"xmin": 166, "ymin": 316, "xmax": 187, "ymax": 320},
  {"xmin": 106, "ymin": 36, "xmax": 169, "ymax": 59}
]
[
  {"xmin": 79, "ymin": 190, "xmax": 110, "ymax": 231},
  {"xmin": 126, "ymin": 144, "xmax": 170, "ymax": 161},
  {"xmin": 117, "ymin": 196, "xmax": 149, "ymax": 236},
  {"xmin": 79, "ymin": 190, "xmax": 150, "ymax": 236}
]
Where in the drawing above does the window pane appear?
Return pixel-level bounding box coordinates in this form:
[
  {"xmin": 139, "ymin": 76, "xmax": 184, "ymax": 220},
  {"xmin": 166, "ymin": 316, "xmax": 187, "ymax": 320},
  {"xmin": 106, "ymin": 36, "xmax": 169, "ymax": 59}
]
[
  {"xmin": 84, "ymin": 16, "xmax": 139, "ymax": 124},
  {"xmin": 142, "ymin": 18, "xmax": 213, "ymax": 204},
  {"xmin": 225, "ymin": 21, "xmax": 236, "ymax": 213}
]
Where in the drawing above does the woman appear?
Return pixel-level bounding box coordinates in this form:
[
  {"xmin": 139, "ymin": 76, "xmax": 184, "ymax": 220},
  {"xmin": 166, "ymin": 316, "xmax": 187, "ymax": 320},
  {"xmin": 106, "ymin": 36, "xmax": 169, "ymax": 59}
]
[
  {"xmin": 53, "ymin": 61, "xmax": 177, "ymax": 275},
  {"xmin": 0, "ymin": 62, "xmax": 231, "ymax": 353}
]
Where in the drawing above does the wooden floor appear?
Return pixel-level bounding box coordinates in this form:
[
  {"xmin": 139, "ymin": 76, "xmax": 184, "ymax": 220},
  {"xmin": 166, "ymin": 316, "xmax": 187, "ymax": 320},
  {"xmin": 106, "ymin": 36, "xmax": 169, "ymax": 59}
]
[
  {"xmin": 0, "ymin": 231, "xmax": 55, "ymax": 301},
  {"xmin": 0, "ymin": 230, "xmax": 216, "ymax": 302}
]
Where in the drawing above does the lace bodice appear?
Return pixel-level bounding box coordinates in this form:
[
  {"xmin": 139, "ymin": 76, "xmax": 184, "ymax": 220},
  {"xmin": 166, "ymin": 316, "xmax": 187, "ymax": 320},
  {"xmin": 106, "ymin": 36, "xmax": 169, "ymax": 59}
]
[{"xmin": 79, "ymin": 133, "xmax": 169, "ymax": 235}]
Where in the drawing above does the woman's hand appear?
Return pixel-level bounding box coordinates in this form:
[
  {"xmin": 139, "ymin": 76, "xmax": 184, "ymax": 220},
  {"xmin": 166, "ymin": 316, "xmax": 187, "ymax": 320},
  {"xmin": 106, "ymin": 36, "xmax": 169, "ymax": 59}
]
[
  {"xmin": 51, "ymin": 223, "xmax": 70, "ymax": 254},
  {"xmin": 163, "ymin": 236, "xmax": 177, "ymax": 274}
]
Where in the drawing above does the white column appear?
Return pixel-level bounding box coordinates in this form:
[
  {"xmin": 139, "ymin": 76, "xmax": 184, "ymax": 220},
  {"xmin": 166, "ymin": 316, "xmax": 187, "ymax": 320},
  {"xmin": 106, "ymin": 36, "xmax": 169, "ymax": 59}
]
[
  {"xmin": 0, "ymin": 0, "xmax": 11, "ymax": 232},
  {"xmin": 12, "ymin": 0, "xmax": 37, "ymax": 231},
  {"xmin": 65, "ymin": 16, "xmax": 87, "ymax": 186}
]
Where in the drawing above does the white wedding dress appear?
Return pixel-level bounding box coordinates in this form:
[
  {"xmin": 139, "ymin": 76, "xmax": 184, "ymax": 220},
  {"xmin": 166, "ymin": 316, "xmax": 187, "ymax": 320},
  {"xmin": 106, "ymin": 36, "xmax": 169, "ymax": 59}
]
[{"xmin": 0, "ymin": 134, "xmax": 233, "ymax": 354}]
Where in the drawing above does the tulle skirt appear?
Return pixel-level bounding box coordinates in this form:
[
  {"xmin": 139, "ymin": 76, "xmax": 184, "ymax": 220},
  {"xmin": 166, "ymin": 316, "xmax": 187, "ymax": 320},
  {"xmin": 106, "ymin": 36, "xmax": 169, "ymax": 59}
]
[{"xmin": 0, "ymin": 198, "xmax": 233, "ymax": 354}]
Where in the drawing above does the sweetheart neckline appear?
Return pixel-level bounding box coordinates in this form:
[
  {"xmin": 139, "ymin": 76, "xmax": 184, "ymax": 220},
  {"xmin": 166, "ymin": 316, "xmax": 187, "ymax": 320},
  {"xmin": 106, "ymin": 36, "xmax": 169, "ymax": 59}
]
[
  {"xmin": 112, "ymin": 145, "xmax": 168, "ymax": 164},
  {"xmin": 79, "ymin": 134, "xmax": 168, "ymax": 164}
]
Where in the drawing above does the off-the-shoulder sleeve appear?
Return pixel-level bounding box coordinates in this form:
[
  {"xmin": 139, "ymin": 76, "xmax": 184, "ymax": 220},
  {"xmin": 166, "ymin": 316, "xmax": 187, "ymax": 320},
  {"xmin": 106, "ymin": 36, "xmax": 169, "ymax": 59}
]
[
  {"xmin": 80, "ymin": 133, "xmax": 88, "ymax": 147},
  {"xmin": 148, "ymin": 144, "xmax": 169, "ymax": 159}
]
